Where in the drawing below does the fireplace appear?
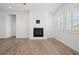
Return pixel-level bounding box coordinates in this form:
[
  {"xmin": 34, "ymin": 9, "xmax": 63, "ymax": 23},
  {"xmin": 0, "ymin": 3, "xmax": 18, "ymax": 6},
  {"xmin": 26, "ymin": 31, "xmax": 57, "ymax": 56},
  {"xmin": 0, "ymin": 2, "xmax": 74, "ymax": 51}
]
[{"xmin": 33, "ymin": 28, "xmax": 43, "ymax": 37}]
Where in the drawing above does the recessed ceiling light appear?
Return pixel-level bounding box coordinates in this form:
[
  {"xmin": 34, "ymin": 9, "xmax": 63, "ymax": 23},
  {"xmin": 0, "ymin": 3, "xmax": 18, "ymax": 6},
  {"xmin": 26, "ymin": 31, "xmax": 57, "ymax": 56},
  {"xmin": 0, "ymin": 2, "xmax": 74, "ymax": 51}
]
[{"xmin": 9, "ymin": 6, "xmax": 12, "ymax": 8}]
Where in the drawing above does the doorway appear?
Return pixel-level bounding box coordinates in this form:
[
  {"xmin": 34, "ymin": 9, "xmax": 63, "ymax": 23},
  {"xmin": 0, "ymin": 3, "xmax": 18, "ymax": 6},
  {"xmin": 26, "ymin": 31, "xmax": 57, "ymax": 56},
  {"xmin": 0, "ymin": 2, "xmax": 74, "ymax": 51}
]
[
  {"xmin": 11, "ymin": 15, "xmax": 16, "ymax": 38},
  {"xmin": 8, "ymin": 14, "xmax": 16, "ymax": 38}
]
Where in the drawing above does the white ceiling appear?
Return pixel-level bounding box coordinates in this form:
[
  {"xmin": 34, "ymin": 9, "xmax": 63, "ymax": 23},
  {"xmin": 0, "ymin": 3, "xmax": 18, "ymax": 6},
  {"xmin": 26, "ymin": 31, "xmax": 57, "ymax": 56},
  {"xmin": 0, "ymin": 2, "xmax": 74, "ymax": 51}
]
[
  {"xmin": 0, "ymin": 3, "xmax": 65, "ymax": 13},
  {"xmin": 0, "ymin": 3, "xmax": 29, "ymax": 11}
]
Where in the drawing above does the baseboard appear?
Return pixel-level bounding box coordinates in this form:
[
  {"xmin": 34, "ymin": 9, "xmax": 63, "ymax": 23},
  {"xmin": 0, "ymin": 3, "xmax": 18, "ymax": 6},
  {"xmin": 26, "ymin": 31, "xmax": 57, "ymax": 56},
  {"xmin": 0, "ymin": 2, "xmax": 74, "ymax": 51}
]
[
  {"xmin": 16, "ymin": 36, "xmax": 29, "ymax": 38},
  {"xmin": 0, "ymin": 37, "xmax": 8, "ymax": 39}
]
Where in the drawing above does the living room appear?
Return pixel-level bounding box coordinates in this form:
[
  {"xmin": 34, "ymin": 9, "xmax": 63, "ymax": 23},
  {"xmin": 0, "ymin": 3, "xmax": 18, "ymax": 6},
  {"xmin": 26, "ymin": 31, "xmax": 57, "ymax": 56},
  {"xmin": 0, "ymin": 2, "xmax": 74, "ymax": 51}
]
[{"xmin": 0, "ymin": 3, "xmax": 79, "ymax": 55}]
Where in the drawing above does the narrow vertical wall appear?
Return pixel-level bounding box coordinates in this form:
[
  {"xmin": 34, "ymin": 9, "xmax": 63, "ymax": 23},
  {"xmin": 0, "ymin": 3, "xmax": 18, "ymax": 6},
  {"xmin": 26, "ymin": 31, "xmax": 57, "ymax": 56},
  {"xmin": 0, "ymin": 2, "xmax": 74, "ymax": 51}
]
[
  {"xmin": 0, "ymin": 12, "xmax": 6, "ymax": 38},
  {"xmin": 16, "ymin": 12, "xmax": 29, "ymax": 38}
]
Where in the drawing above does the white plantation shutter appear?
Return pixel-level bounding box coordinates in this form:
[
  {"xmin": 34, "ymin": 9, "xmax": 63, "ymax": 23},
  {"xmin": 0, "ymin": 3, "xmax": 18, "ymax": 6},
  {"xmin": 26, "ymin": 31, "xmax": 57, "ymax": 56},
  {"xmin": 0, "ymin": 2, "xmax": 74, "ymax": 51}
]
[
  {"xmin": 57, "ymin": 14, "xmax": 63, "ymax": 30},
  {"xmin": 72, "ymin": 7, "xmax": 79, "ymax": 32}
]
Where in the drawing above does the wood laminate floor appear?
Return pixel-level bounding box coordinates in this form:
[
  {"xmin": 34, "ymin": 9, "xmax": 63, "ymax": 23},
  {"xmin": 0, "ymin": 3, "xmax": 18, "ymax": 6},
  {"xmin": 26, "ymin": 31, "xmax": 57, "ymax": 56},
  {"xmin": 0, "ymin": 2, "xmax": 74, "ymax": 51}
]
[{"xmin": 0, "ymin": 38, "xmax": 79, "ymax": 55}]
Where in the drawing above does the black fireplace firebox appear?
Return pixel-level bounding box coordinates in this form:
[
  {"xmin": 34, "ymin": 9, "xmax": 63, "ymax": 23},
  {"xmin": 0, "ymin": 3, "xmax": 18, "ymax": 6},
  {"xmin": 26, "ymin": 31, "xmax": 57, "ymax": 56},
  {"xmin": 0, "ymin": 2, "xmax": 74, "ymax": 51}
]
[{"xmin": 33, "ymin": 28, "xmax": 43, "ymax": 37}]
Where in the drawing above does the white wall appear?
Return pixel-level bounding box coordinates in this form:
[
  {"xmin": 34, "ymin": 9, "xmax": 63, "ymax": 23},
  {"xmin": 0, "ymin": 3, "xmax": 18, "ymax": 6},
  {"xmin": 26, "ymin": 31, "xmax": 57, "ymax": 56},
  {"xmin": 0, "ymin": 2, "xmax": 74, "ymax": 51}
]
[
  {"xmin": 53, "ymin": 3, "xmax": 79, "ymax": 52},
  {"xmin": 45, "ymin": 12, "xmax": 54, "ymax": 38},
  {"xmin": 16, "ymin": 12, "xmax": 29, "ymax": 38},
  {"xmin": 0, "ymin": 12, "xmax": 6, "ymax": 38}
]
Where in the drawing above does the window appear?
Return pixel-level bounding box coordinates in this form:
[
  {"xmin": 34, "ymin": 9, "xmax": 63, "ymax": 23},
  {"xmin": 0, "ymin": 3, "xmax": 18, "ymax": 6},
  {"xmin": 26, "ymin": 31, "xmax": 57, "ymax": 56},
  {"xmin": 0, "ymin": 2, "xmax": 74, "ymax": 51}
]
[
  {"xmin": 67, "ymin": 11, "xmax": 72, "ymax": 31},
  {"xmin": 57, "ymin": 14, "xmax": 64, "ymax": 30},
  {"xmin": 66, "ymin": 7, "xmax": 79, "ymax": 32},
  {"xmin": 72, "ymin": 7, "xmax": 79, "ymax": 32}
]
